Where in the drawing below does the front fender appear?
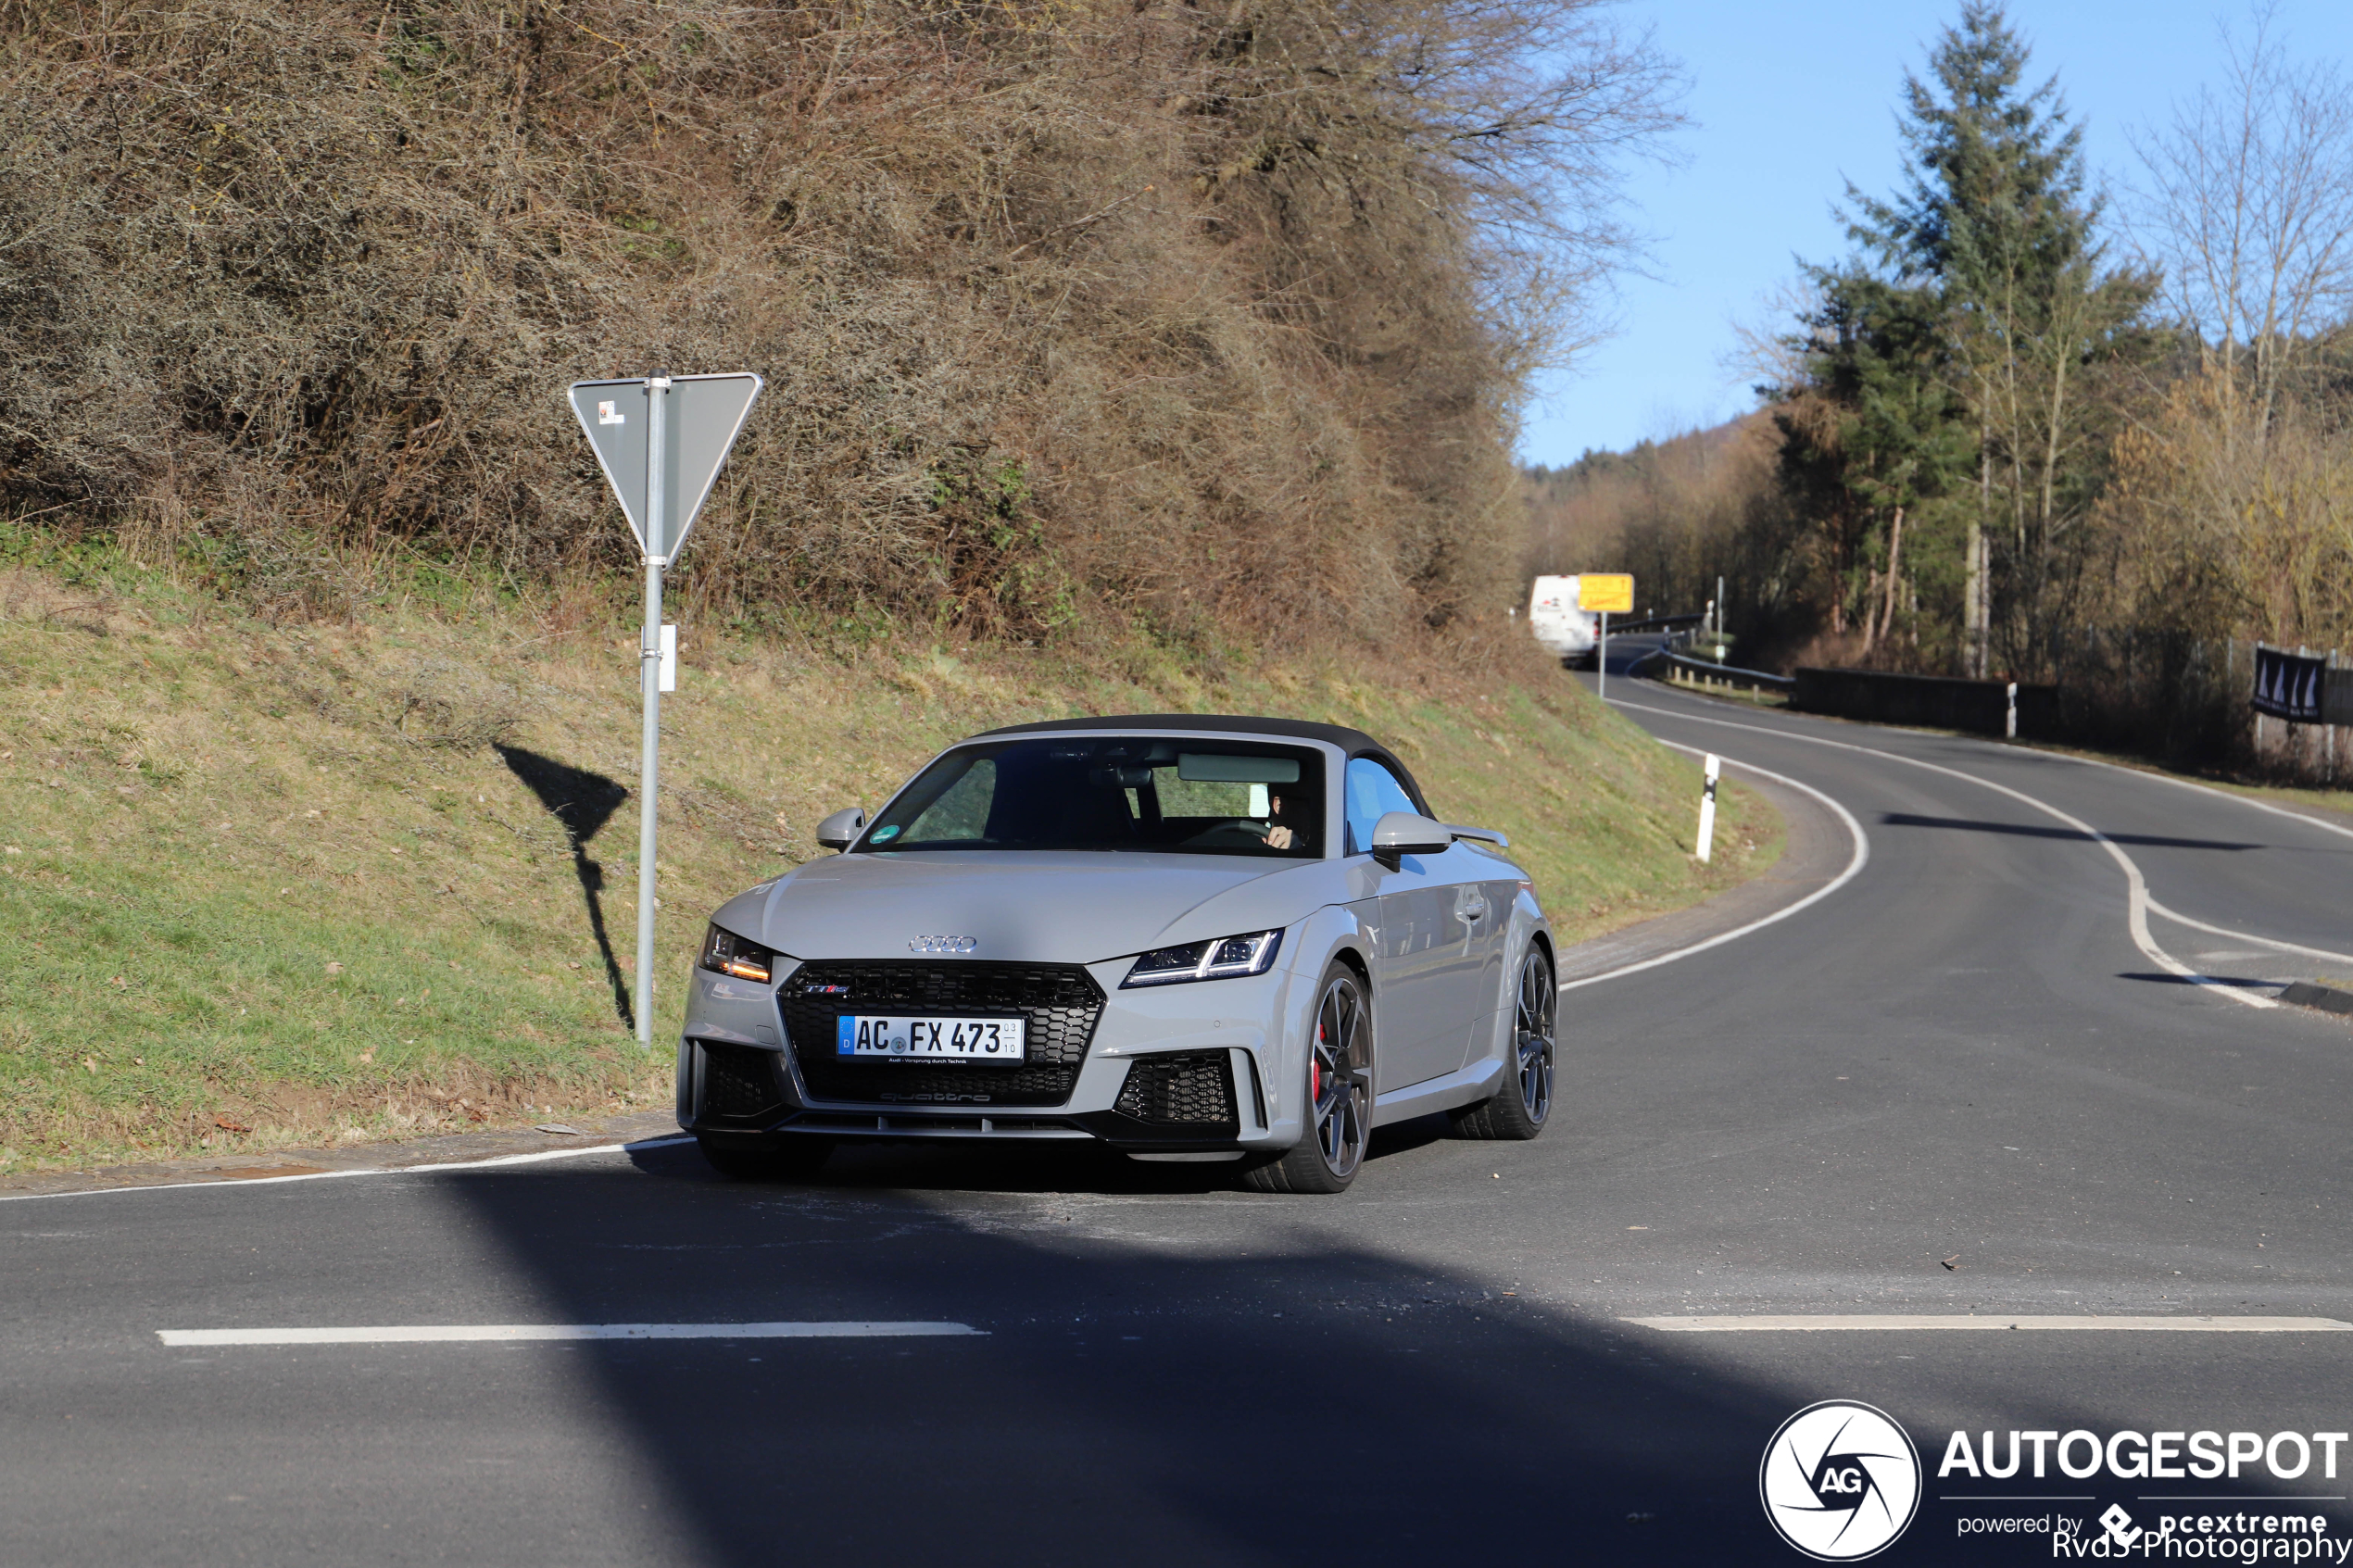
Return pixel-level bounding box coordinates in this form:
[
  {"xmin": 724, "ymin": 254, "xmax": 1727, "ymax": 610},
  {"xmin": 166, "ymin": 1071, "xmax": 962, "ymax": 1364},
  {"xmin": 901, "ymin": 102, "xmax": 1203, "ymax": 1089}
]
[{"xmin": 1256, "ymin": 903, "xmax": 1380, "ymax": 1147}]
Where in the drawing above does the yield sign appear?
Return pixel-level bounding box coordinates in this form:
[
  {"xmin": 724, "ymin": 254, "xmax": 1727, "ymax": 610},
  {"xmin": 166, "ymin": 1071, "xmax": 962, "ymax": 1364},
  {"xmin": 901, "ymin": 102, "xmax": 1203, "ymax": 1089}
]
[{"xmin": 568, "ymin": 372, "xmax": 763, "ymax": 563}]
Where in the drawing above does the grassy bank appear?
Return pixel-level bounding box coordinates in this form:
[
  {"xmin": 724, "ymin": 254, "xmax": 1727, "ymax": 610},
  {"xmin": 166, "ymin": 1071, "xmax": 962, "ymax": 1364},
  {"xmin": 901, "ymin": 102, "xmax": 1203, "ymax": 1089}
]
[{"xmin": 1, "ymin": 556, "xmax": 1777, "ymax": 1173}]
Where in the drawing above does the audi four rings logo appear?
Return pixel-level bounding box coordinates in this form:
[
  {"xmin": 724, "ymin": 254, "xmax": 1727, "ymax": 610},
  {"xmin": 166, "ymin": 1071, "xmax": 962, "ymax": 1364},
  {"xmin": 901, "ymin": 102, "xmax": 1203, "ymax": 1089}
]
[
  {"xmin": 909, "ymin": 935, "xmax": 978, "ymax": 954},
  {"xmin": 1760, "ymin": 1400, "xmax": 1922, "ymax": 1561}
]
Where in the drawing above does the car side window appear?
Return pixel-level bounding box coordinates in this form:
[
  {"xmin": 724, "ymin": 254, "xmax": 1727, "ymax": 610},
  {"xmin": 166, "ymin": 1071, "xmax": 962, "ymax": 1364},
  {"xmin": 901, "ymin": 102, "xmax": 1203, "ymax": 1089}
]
[{"xmin": 1343, "ymin": 758, "xmax": 1419, "ymax": 855}]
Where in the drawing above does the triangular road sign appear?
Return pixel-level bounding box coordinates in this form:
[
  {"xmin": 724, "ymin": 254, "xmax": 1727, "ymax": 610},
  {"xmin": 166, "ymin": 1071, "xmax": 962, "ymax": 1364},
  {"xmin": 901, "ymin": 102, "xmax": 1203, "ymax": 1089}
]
[{"xmin": 568, "ymin": 372, "xmax": 763, "ymax": 563}]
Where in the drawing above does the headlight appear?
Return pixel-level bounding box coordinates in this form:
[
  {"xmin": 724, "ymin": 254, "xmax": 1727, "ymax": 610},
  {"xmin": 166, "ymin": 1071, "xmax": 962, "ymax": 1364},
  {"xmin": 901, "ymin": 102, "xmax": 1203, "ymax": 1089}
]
[
  {"xmin": 1121, "ymin": 929, "xmax": 1283, "ymax": 987},
  {"xmin": 698, "ymin": 923, "xmax": 774, "ymax": 983}
]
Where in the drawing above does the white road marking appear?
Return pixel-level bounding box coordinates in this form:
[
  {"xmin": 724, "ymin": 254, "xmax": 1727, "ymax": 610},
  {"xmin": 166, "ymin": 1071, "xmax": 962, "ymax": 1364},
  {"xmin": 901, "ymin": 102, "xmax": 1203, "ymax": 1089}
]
[
  {"xmin": 1625, "ymin": 1315, "xmax": 2353, "ymax": 1332},
  {"xmin": 1613, "ymin": 696, "xmax": 2279, "ymax": 1009},
  {"xmin": 2037, "ymin": 747, "xmax": 2353, "ymax": 843},
  {"xmin": 2145, "ymin": 897, "xmax": 2353, "ymax": 968},
  {"xmin": 157, "ymin": 1321, "xmax": 985, "ymax": 1347},
  {"xmin": 1559, "ymin": 749, "xmax": 1870, "ymax": 993},
  {"xmin": 0, "ymin": 1135, "xmax": 697, "ymax": 1205}
]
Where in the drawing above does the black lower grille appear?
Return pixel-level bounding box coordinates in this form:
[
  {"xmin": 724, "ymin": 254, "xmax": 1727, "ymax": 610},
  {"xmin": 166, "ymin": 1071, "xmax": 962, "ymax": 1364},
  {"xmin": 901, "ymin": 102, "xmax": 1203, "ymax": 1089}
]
[
  {"xmin": 780, "ymin": 961, "xmax": 1105, "ymax": 1108},
  {"xmin": 699, "ymin": 1042, "xmax": 787, "ymax": 1122},
  {"xmin": 1114, "ymin": 1050, "xmax": 1239, "ymax": 1130}
]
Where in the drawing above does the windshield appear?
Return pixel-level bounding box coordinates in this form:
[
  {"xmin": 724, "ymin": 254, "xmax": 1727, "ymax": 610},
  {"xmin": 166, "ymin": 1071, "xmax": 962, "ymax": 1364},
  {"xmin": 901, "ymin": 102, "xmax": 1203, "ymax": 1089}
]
[{"xmin": 857, "ymin": 737, "xmax": 1327, "ymax": 858}]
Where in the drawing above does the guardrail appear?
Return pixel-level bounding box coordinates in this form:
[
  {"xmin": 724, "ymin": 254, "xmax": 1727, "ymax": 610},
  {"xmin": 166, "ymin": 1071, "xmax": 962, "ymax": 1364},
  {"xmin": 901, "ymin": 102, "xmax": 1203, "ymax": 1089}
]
[
  {"xmin": 1635, "ymin": 646, "xmax": 1793, "ymax": 698},
  {"xmin": 1792, "ymin": 666, "xmax": 2057, "ymax": 738},
  {"xmin": 1605, "ymin": 612, "xmax": 1706, "ymax": 636}
]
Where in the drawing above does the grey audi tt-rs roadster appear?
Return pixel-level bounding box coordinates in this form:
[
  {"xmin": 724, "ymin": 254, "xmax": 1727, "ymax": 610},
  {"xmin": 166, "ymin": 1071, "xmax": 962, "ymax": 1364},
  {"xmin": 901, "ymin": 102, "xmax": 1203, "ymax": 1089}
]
[{"xmin": 676, "ymin": 715, "xmax": 1557, "ymax": 1193}]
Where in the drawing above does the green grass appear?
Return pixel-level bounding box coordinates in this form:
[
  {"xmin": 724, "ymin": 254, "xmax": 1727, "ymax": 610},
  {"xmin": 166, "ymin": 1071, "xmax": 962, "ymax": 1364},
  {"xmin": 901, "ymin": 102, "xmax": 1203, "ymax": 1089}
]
[{"xmin": 0, "ymin": 556, "xmax": 1776, "ymax": 1173}]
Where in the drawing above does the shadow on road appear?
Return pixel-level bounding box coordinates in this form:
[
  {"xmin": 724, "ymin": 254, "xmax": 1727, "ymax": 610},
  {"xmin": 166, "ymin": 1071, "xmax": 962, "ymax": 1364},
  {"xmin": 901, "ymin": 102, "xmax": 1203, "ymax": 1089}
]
[
  {"xmin": 1881, "ymin": 812, "xmax": 2266, "ymax": 852},
  {"xmin": 496, "ymin": 743, "xmax": 635, "ymax": 1028},
  {"xmin": 440, "ymin": 1141, "xmax": 1814, "ymax": 1565},
  {"xmin": 2118, "ymin": 971, "xmax": 2286, "ymax": 990}
]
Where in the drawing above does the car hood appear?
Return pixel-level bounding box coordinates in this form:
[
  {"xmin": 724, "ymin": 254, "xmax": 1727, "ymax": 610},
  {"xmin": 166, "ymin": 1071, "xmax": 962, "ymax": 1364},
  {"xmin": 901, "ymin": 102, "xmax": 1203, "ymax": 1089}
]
[{"xmin": 714, "ymin": 851, "xmax": 1329, "ymax": 965}]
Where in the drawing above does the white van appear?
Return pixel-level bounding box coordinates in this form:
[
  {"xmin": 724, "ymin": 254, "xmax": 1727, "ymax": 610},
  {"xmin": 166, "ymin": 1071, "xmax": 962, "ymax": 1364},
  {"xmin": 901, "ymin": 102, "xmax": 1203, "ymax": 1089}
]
[{"xmin": 1527, "ymin": 575, "xmax": 1599, "ymax": 666}]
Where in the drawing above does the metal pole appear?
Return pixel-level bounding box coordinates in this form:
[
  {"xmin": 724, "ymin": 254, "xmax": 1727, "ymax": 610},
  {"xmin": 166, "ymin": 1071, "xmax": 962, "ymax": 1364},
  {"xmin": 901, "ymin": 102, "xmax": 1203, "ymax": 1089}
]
[
  {"xmin": 634, "ymin": 372, "xmax": 670, "ymax": 1048},
  {"xmin": 2327, "ymin": 649, "xmax": 2337, "ymax": 785},
  {"xmin": 1598, "ymin": 611, "xmax": 1608, "ymax": 703}
]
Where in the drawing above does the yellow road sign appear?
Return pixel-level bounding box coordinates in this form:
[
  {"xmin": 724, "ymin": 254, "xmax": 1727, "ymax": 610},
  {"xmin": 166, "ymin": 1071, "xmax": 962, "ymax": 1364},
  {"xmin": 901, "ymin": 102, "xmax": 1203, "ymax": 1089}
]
[{"xmin": 1579, "ymin": 574, "xmax": 1634, "ymax": 614}]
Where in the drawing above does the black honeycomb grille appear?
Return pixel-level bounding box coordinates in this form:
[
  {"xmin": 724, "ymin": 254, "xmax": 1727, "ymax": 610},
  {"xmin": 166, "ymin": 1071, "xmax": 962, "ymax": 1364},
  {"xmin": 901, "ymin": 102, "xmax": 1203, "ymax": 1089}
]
[
  {"xmin": 780, "ymin": 961, "xmax": 1104, "ymax": 1108},
  {"xmin": 1114, "ymin": 1050, "xmax": 1238, "ymax": 1129},
  {"xmin": 699, "ymin": 1042, "xmax": 787, "ymax": 1122}
]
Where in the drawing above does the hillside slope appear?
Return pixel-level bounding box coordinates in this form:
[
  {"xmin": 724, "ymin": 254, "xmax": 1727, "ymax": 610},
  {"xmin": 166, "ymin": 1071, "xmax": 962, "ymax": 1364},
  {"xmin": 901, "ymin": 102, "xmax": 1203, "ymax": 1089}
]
[{"xmin": 1, "ymin": 558, "xmax": 1775, "ymax": 1173}]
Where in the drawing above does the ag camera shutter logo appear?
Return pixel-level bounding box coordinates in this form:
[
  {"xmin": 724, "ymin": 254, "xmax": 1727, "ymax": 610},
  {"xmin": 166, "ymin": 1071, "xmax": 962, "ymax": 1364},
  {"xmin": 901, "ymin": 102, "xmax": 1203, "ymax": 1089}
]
[{"xmin": 1760, "ymin": 1399, "xmax": 1922, "ymax": 1561}]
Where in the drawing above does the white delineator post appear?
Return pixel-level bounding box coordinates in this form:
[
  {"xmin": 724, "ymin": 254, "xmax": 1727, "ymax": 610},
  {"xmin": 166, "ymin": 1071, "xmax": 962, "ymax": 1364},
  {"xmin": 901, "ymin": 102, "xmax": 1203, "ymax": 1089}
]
[
  {"xmin": 634, "ymin": 373, "xmax": 671, "ymax": 1048},
  {"xmin": 1696, "ymin": 752, "xmax": 1719, "ymax": 863},
  {"xmin": 2006, "ymin": 681, "xmax": 2018, "ymax": 740}
]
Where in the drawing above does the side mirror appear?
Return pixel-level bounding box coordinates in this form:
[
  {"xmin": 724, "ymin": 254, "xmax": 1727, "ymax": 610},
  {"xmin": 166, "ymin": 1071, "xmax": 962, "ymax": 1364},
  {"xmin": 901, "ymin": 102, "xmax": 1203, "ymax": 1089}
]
[
  {"xmin": 1369, "ymin": 810, "xmax": 1451, "ymax": 859},
  {"xmin": 815, "ymin": 807, "xmax": 866, "ymax": 851}
]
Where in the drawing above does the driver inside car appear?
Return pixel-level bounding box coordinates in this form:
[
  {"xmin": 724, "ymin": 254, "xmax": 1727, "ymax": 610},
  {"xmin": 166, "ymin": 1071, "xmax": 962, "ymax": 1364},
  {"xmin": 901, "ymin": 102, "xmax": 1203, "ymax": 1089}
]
[{"xmin": 1261, "ymin": 791, "xmax": 1307, "ymax": 852}]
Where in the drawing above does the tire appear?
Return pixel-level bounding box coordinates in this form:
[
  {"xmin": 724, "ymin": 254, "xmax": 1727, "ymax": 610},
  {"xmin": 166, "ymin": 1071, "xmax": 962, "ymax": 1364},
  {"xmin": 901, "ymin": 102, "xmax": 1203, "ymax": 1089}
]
[
  {"xmin": 697, "ymin": 1134, "xmax": 833, "ymax": 1181},
  {"xmin": 1243, "ymin": 961, "xmax": 1372, "ymax": 1195},
  {"xmin": 1447, "ymin": 946, "xmax": 1554, "ymax": 1141}
]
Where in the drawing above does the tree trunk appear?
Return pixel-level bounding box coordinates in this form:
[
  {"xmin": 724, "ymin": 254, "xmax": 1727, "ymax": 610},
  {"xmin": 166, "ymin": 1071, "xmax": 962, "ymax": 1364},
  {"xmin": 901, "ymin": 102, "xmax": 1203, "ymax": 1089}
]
[
  {"xmin": 1967, "ymin": 445, "xmax": 1989, "ymax": 677},
  {"xmin": 1877, "ymin": 506, "xmax": 1906, "ymax": 649}
]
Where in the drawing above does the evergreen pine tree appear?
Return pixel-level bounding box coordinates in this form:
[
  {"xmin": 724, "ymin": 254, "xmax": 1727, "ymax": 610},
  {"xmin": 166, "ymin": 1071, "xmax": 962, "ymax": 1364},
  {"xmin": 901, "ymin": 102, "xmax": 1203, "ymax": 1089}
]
[{"xmin": 1783, "ymin": 3, "xmax": 2154, "ymax": 674}]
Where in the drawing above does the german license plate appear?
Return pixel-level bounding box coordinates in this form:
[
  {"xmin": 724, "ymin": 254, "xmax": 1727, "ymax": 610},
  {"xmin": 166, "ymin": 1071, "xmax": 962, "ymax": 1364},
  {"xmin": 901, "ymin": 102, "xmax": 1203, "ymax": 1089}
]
[{"xmin": 835, "ymin": 1014, "xmax": 1027, "ymax": 1063}]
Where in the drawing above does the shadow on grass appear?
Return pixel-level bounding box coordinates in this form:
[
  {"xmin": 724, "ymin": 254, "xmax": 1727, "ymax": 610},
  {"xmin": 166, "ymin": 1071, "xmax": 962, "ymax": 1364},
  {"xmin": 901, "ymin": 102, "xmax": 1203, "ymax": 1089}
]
[{"xmin": 496, "ymin": 744, "xmax": 635, "ymax": 1029}]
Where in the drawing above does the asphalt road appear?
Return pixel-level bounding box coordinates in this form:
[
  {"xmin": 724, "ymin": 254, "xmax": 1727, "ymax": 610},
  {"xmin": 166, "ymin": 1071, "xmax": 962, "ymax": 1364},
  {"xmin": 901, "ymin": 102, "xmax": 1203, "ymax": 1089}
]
[{"xmin": 6, "ymin": 670, "xmax": 2353, "ymax": 1567}]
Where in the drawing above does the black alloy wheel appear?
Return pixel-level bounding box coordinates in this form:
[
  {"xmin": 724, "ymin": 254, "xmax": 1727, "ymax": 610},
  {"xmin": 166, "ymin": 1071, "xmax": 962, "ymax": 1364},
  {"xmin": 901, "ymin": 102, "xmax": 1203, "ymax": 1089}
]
[
  {"xmin": 1448, "ymin": 946, "xmax": 1554, "ymax": 1141},
  {"xmin": 1243, "ymin": 962, "xmax": 1371, "ymax": 1194}
]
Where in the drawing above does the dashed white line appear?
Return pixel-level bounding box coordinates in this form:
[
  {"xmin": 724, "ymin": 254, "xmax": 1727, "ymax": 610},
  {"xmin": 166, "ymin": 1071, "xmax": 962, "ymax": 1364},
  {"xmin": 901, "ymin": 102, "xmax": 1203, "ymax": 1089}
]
[{"xmin": 157, "ymin": 1322, "xmax": 986, "ymax": 1346}]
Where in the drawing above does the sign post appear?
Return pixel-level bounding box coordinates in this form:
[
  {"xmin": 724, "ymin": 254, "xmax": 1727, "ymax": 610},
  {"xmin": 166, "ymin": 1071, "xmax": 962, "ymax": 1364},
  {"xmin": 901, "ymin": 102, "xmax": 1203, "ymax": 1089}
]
[
  {"xmin": 1577, "ymin": 573, "xmax": 1635, "ymax": 701},
  {"xmin": 569, "ymin": 370, "xmax": 764, "ymax": 1046}
]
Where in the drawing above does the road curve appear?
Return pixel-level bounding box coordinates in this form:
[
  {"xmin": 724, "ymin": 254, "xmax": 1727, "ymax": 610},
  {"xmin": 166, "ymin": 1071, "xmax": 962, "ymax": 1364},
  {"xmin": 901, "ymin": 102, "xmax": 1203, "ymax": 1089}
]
[{"xmin": 3, "ymin": 675, "xmax": 2350, "ymax": 1567}]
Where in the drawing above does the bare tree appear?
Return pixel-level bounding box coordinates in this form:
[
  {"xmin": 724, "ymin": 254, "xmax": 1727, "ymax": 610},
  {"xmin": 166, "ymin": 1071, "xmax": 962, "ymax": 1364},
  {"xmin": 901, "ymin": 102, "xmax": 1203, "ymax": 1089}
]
[{"xmin": 2131, "ymin": 3, "xmax": 2353, "ymax": 446}]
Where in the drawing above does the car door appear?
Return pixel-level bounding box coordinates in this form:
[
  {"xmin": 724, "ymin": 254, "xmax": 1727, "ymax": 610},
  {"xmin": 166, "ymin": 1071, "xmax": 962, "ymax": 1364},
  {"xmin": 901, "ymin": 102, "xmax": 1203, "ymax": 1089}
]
[
  {"xmin": 1431, "ymin": 843, "xmax": 1515, "ymax": 1075},
  {"xmin": 1343, "ymin": 758, "xmax": 1489, "ymax": 1089}
]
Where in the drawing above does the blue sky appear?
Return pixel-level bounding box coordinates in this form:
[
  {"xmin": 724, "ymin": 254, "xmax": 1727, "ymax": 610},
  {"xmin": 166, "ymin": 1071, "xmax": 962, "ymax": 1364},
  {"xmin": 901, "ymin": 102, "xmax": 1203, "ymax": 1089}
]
[{"xmin": 1516, "ymin": 0, "xmax": 2353, "ymax": 469}]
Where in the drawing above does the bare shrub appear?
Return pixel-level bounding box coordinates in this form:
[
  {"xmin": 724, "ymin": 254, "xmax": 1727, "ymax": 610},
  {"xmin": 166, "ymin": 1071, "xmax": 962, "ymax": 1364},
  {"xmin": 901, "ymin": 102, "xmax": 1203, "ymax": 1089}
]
[{"xmin": 0, "ymin": 0, "xmax": 1676, "ymax": 647}]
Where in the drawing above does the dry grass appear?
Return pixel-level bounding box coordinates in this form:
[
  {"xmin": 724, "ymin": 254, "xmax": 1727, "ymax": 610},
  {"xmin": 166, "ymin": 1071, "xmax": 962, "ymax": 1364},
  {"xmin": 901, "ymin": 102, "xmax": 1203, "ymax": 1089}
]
[{"xmin": 0, "ymin": 549, "xmax": 1772, "ymax": 1173}]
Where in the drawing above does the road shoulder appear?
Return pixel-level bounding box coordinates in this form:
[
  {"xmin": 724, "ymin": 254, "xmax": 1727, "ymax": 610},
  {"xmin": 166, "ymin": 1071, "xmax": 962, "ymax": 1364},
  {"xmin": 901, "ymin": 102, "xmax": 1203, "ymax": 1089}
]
[
  {"xmin": 1553, "ymin": 765, "xmax": 1852, "ymax": 988},
  {"xmin": 0, "ymin": 1111, "xmax": 684, "ymax": 1200}
]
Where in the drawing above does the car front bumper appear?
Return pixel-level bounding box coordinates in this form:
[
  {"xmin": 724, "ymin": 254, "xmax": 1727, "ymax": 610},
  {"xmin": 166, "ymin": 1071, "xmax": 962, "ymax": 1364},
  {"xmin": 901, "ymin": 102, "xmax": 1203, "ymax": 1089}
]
[{"xmin": 675, "ymin": 953, "xmax": 1298, "ymax": 1152}]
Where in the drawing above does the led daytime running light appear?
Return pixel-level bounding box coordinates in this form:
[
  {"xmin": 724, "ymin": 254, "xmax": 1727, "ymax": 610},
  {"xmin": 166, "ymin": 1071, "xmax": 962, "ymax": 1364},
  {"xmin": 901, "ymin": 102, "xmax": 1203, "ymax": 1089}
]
[
  {"xmin": 1122, "ymin": 929, "xmax": 1283, "ymax": 986},
  {"xmin": 698, "ymin": 923, "xmax": 775, "ymax": 985}
]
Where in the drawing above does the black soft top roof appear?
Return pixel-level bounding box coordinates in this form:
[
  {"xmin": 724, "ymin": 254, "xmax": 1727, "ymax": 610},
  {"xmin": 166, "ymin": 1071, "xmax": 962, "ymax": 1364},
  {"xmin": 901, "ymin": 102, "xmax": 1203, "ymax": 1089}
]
[{"xmin": 973, "ymin": 712, "xmax": 1428, "ymax": 813}]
